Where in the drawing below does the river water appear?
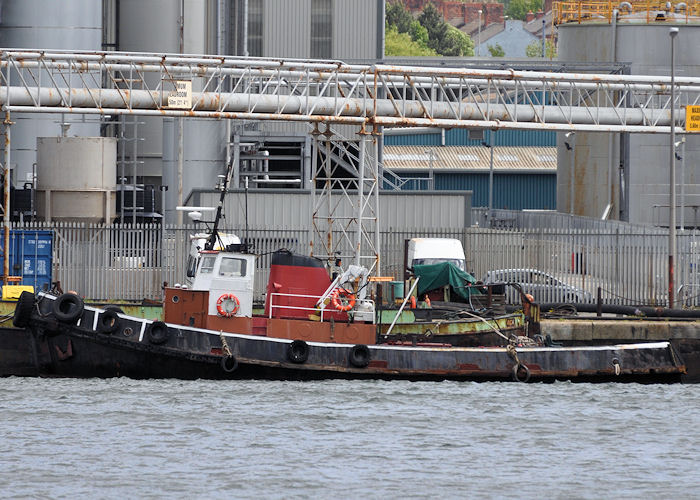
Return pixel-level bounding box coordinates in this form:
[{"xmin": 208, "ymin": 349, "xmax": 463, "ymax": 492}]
[{"xmin": 1, "ymin": 378, "xmax": 698, "ymax": 499}]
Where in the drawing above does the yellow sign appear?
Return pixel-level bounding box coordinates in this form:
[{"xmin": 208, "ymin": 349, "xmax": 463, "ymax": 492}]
[
  {"xmin": 168, "ymin": 80, "xmax": 192, "ymax": 109},
  {"xmin": 686, "ymin": 105, "xmax": 700, "ymax": 132}
]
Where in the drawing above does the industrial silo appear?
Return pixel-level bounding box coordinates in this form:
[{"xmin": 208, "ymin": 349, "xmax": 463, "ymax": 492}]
[
  {"xmin": 35, "ymin": 137, "xmax": 117, "ymax": 223},
  {"xmin": 0, "ymin": 0, "xmax": 102, "ymax": 191},
  {"xmin": 117, "ymin": 0, "xmax": 226, "ymax": 224},
  {"xmin": 557, "ymin": 6, "xmax": 700, "ymax": 226}
]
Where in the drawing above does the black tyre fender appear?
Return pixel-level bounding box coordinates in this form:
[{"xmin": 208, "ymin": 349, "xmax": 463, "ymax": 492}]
[
  {"xmin": 348, "ymin": 344, "xmax": 371, "ymax": 368},
  {"xmin": 97, "ymin": 309, "xmax": 121, "ymax": 334},
  {"xmin": 287, "ymin": 339, "xmax": 309, "ymax": 364},
  {"xmin": 146, "ymin": 321, "xmax": 169, "ymax": 345},
  {"xmin": 512, "ymin": 363, "xmax": 531, "ymax": 383},
  {"xmin": 53, "ymin": 293, "xmax": 84, "ymax": 323},
  {"xmin": 103, "ymin": 304, "xmax": 125, "ymax": 314},
  {"xmin": 221, "ymin": 355, "xmax": 238, "ymax": 373},
  {"xmin": 13, "ymin": 291, "xmax": 36, "ymax": 328}
]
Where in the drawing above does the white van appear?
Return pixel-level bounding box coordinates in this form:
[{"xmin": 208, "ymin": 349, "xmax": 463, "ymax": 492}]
[{"xmin": 406, "ymin": 238, "xmax": 467, "ymax": 272}]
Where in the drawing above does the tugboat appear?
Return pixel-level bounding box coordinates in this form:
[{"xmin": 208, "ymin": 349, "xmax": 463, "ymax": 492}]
[
  {"xmin": 11, "ymin": 242, "xmax": 685, "ymax": 382},
  {"xmin": 8, "ymin": 160, "xmax": 686, "ymax": 382}
]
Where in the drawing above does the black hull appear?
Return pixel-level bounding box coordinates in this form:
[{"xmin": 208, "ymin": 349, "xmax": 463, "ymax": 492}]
[{"xmin": 7, "ymin": 293, "xmax": 687, "ymax": 383}]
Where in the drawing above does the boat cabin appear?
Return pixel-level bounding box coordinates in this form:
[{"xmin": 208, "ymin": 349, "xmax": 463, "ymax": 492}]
[{"xmin": 164, "ymin": 248, "xmax": 377, "ymax": 345}]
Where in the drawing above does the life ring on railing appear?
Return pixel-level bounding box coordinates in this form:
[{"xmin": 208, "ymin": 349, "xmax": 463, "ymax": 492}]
[
  {"xmin": 216, "ymin": 293, "xmax": 240, "ymax": 317},
  {"xmin": 330, "ymin": 288, "xmax": 356, "ymax": 312}
]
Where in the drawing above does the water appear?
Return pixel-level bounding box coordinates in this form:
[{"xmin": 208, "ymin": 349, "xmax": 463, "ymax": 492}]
[{"xmin": 1, "ymin": 379, "xmax": 698, "ymax": 499}]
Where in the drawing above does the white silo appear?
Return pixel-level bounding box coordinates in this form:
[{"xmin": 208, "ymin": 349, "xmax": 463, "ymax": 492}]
[
  {"xmin": 557, "ymin": 8, "xmax": 700, "ymax": 226},
  {"xmin": 36, "ymin": 137, "xmax": 117, "ymax": 223},
  {"xmin": 117, "ymin": 0, "xmax": 226, "ymax": 224},
  {"xmin": 0, "ymin": 0, "xmax": 102, "ymax": 189}
]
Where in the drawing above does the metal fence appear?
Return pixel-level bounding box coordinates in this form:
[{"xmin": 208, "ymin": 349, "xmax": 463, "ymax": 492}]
[{"xmin": 11, "ymin": 221, "xmax": 700, "ymax": 308}]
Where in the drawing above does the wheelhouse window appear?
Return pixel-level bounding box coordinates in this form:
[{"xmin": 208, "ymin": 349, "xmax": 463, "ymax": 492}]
[
  {"xmin": 186, "ymin": 255, "xmax": 198, "ymax": 278},
  {"xmin": 219, "ymin": 257, "xmax": 247, "ymax": 277},
  {"xmin": 311, "ymin": 0, "xmax": 332, "ymax": 59},
  {"xmin": 199, "ymin": 255, "xmax": 216, "ymax": 274}
]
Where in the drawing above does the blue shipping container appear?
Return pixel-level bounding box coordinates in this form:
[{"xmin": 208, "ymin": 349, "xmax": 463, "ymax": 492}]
[{"xmin": 4, "ymin": 230, "xmax": 53, "ymax": 292}]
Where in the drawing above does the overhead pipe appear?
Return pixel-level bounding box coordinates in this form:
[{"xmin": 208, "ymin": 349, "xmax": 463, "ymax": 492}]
[
  {"xmin": 0, "ymin": 86, "xmax": 683, "ymax": 127},
  {"xmin": 4, "ymin": 50, "xmax": 700, "ymax": 88}
]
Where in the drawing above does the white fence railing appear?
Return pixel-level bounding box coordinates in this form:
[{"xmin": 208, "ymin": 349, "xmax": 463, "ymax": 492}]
[{"xmin": 10, "ymin": 222, "xmax": 700, "ymax": 308}]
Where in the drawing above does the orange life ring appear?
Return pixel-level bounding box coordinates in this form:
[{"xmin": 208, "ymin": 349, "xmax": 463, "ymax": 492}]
[
  {"xmin": 330, "ymin": 288, "xmax": 356, "ymax": 312},
  {"xmin": 216, "ymin": 293, "xmax": 240, "ymax": 317}
]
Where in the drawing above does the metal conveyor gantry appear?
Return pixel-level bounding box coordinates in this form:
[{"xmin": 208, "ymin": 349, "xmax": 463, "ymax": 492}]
[{"xmin": 0, "ymin": 49, "xmax": 699, "ymax": 133}]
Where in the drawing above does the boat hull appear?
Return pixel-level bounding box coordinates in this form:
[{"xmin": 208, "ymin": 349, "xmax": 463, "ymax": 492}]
[{"xmin": 13, "ymin": 293, "xmax": 686, "ymax": 383}]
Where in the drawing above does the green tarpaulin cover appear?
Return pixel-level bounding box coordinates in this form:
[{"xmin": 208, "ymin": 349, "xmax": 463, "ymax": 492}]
[{"xmin": 413, "ymin": 262, "xmax": 481, "ymax": 300}]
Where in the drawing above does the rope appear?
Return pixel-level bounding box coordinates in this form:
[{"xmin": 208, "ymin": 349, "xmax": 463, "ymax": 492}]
[
  {"xmin": 506, "ymin": 344, "xmax": 520, "ymax": 365},
  {"xmin": 447, "ymin": 309, "xmax": 510, "ymax": 341},
  {"xmin": 220, "ymin": 331, "xmax": 232, "ymax": 357},
  {"xmin": 543, "ymin": 304, "xmax": 579, "ymax": 318}
]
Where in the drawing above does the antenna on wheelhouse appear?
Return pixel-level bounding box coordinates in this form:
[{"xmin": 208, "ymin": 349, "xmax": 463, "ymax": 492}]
[
  {"xmin": 244, "ymin": 176, "xmax": 249, "ymax": 250},
  {"xmin": 205, "ymin": 159, "xmax": 234, "ymax": 251}
]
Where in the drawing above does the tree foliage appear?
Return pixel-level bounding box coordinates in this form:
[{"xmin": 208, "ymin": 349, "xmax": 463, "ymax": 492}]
[
  {"xmin": 418, "ymin": 3, "xmax": 473, "ymax": 56},
  {"xmin": 409, "ymin": 20, "xmax": 429, "ymax": 47},
  {"xmin": 488, "ymin": 44, "xmax": 505, "ymax": 57},
  {"xmin": 506, "ymin": 0, "xmax": 544, "ymax": 21},
  {"xmin": 526, "ymin": 39, "xmax": 557, "ymax": 58},
  {"xmin": 386, "ymin": 1, "xmax": 414, "ymax": 33},
  {"xmin": 442, "ymin": 25, "xmax": 474, "ymax": 56},
  {"xmin": 419, "ymin": 3, "xmax": 449, "ymax": 53},
  {"xmin": 385, "ymin": 1, "xmax": 474, "ymax": 57},
  {"xmin": 385, "ymin": 24, "xmax": 438, "ymax": 57}
]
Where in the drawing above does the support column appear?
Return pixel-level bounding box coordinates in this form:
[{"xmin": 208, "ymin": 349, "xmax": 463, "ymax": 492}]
[
  {"xmin": 2, "ymin": 111, "xmax": 11, "ymax": 282},
  {"xmin": 355, "ymin": 134, "xmax": 366, "ymax": 267}
]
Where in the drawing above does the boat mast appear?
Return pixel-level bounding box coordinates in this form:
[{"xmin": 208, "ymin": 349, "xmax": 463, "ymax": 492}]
[{"xmin": 204, "ymin": 159, "xmax": 234, "ymax": 251}]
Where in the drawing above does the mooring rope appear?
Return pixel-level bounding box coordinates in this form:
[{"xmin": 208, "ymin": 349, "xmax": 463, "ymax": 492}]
[{"xmin": 220, "ymin": 331, "xmax": 232, "ymax": 357}]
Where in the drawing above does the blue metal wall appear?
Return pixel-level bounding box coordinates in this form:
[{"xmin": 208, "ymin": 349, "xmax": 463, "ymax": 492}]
[
  {"xmin": 434, "ymin": 173, "xmax": 556, "ymax": 210},
  {"xmin": 385, "ymin": 171, "xmax": 555, "ymax": 210},
  {"xmin": 384, "ymin": 129, "xmax": 556, "ymax": 147}
]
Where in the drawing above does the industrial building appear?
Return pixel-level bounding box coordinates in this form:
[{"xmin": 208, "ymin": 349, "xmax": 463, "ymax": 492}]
[
  {"xmin": 0, "ymin": 0, "xmax": 385, "ymax": 224},
  {"xmin": 383, "ymin": 129, "xmax": 557, "ymax": 210},
  {"xmin": 0, "ymin": 0, "xmax": 698, "ymax": 232},
  {"xmin": 555, "ymin": 2, "xmax": 700, "ymax": 227}
]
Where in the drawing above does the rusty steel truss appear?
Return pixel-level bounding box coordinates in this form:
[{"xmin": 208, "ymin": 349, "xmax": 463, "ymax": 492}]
[{"xmin": 1, "ymin": 48, "xmax": 700, "ymax": 277}]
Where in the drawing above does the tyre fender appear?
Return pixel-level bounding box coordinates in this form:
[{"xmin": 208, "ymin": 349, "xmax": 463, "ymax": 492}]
[
  {"xmin": 13, "ymin": 291, "xmax": 35, "ymax": 328},
  {"xmin": 97, "ymin": 309, "xmax": 121, "ymax": 334},
  {"xmin": 512, "ymin": 363, "xmax": 531, "ymax": 383},
  {"xmin": 348, "ymin": 344, "xmax": 371, "ymax": 368},
  {"xmin": 287, "ymin": 339, "xmax": 309, "ymax": 364},
  {"xmin": 221, "ymin": 355, "xmax": 238, "ymax": 373},
  {"xmin": 53, "ymin": 293, "xmax": 84, "ymax": 323},
  {"xmin": 147, "ymin": 321, "xmax": 169, "ymax": 345}
]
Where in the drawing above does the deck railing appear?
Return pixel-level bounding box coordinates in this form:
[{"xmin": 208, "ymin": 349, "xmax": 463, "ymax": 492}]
[{"xmin": 554, "ymin": 0, "xmax": 700, "ymax": 25}]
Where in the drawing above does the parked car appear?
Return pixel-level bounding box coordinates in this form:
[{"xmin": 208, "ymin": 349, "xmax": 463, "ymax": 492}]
[{"xmin": 482, "ymin": 268, "xmax": 592, "ymax": 304}]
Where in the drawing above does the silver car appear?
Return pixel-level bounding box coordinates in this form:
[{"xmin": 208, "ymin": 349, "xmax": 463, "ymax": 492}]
[{"xmin": 483, "ymin": 268, "xmax": 592, "ymax": 304}]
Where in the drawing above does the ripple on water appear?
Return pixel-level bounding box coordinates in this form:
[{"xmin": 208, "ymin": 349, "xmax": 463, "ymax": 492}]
[{"xmin": 1, "ymin": 378, "xmax": 699, "ymax": 498}]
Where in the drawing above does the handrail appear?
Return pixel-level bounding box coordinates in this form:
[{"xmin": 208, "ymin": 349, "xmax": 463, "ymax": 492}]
[
  {"xmin": 553, "ymin": 0, "xmax": 700, "ymax": 25},
  {"xmin": 269, "ymin": 291, "xmax": 375, "ymax": 322},
  {"xmin": 384, "ymin": 277, "xmax": 419, "ymax": 337}
]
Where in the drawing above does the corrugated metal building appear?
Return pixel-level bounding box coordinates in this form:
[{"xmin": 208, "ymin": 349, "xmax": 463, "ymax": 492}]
[
  {"xmin": 383, "ymin": 145, "xmax": 556, "ymax": 210},
  {"xmin": 384, "ymin": 128, "xmax": 556, "ymax": 147},
  {"xmin": 249, "ymin": 0, "xmax": 383, "ymax": 59},
  {"xmin": 191, "ymin": 189, "xmax": 473, "ymax": 229}
]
